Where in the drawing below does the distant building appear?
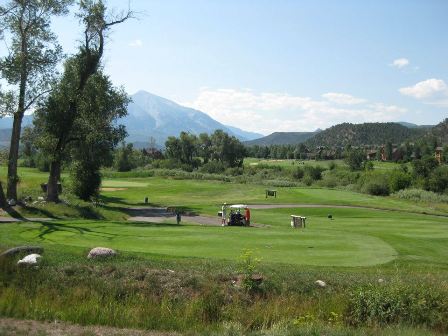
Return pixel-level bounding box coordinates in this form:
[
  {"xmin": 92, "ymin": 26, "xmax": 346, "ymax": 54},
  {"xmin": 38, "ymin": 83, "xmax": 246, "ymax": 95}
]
[{"xmin": 435, "ymin": 146, "xmax": 443, "ymax": 164}]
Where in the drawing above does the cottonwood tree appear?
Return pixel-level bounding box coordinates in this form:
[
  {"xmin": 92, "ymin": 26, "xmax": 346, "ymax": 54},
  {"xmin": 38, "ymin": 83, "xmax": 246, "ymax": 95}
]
[
  {"xmin": 0, "ymin": 0, "xmax": 72, "ymax": 202},
  {"xmin": 33, "ymin": 0, "xmax": 132, "ymax": 202}
]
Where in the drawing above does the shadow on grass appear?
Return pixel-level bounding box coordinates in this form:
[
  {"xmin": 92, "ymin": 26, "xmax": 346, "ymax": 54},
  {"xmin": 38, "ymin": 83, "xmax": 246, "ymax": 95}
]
[{"xmin": 36, "ymin": 221, "xmax": 117, "ymax": 240}]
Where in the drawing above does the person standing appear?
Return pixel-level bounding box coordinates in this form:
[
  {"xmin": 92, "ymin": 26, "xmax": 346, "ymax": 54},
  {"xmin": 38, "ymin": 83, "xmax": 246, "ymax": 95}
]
[
  {"xmin": 245, "ymin": 207, "xmax": 251, "ymax": 226},
  {"xmin": 176, "ymin": 210, "xmax": 181, "ymax": 224},
  {"xmin": 221, "ymin": 203, "xmax": 227, "ymax": 226}
]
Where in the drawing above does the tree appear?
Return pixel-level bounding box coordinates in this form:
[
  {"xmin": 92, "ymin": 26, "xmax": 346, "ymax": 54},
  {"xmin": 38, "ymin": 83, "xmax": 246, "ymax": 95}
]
[
  {"xmin": 385, "ymin": 142, "xmax": 393, "ymax": 161},
  {"xmin": 0, "ymin": 0, "xmax": 72, "ymax": 201},
  {"xmin": 198, "ymin": 133, "xmax": 212, "ymax": 164},
  {"xmin": 427, "ymin": 166, "xmax": 448, "ymax": 194},
  {"xmin": 36, "ymin": 0, "xmax": 132, "ymax": 202},
  {"xmin": 114, "ymin": 143, "xmax": 135, "ymax": 172},
  {"xmin": 344, "ymin": 148, "xmax": 365, "ymax": 171}
]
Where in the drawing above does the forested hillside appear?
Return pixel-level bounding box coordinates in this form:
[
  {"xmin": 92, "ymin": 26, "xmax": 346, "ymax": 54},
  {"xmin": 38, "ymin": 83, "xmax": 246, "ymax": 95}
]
[
  {"xmin": 244, "ymin": 131, "xmax": 317, "ymax": 146},
  {"xmin": 304, "ymin": 122, "xmax": 427, "ymax": 148},
  {"xmin": 424, "ymin": 118, "xmax": 448, "ymax": 145}
]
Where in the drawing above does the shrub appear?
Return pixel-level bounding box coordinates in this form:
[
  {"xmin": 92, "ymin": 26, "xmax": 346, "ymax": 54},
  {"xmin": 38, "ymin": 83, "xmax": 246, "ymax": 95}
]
[
  {"xmin": 304, "ymin": 166, "xmax": 324, "ymax": 181},
  {"xmin": 392, "ymin": 188, "xmax": 448, "ymax": 203},
  {"xmin": 200, "ymin": 161, "xmax": 225, "ymax": 174},
  {"xmin": 328, "ymin": 161, "xmax": 337, "ymax": 170},
  {"xmin": 363, "ymin": 180, "xmax": 390, "ymax": 196},
  {"xmin": 346, "ymin": 282, "xmax": 448, "ymax": 331},
  {"xmin": 389, "ymin": 169, "xmax": 412, "ymax": 193},
  {"xmin": 70, "ymin": 161, "xmax": 101, "ymax": 201},
  {"xmin": 427, "ymin": 166, "xmax": 448, "ymax": 194},
  {"xmin": 359, "ymin": 172, "xmax": 390, "ymax": 196},
  {"xmin": 292, "ymin": 167, "xmax": 304, "ymax": 180}
]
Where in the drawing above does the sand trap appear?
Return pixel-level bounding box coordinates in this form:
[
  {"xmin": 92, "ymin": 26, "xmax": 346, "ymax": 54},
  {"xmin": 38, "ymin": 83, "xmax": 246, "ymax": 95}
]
[{"xmin": 102, "ymin": 180, "xmax": 148, "ymax": 188}]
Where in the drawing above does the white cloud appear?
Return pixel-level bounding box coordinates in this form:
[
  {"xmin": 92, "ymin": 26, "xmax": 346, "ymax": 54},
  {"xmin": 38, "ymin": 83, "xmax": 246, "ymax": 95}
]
[
  {"xmin": 322, "ymin": 92, "xmax": 366, "ymax": 105},
  {"xmin": 399, "ymin": 78, "xmax": 448, "ymax": 99},
  {"xmin": 184, "ymin": 89, "xmax": 406, "ymax": 134},
  {"xmin": 391, "ymin": 58, "xmax": 410, "ymax": 69},
  {"xmin": 129, "ymin": 39, "xmax": 143, "ymax": 48}
]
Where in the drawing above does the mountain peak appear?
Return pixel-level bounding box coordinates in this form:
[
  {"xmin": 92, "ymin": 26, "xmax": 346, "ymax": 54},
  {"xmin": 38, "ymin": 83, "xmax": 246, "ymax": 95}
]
[{"xmin": 123, "ymin": 90, "xmax": 261, "ymax": 146}]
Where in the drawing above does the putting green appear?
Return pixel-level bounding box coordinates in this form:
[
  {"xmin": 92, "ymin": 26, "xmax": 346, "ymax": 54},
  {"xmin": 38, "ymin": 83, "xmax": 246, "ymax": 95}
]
[{"xmin": 14, "ymin": 217, "xmax": 398, "ymax": 267}]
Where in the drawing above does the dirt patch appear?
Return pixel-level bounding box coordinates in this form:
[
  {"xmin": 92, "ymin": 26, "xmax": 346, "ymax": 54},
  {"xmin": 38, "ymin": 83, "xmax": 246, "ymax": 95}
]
[
  {"xmin": 0, "ymin": 317, "xmax": 179, "ymax": 336},
  {"xmin": 100, "ymin": 187, "xmax": 128, "ymax": 191},
  {"xmin": 127, "ymin": 207, "xmax": 266, "ymax": 227}
]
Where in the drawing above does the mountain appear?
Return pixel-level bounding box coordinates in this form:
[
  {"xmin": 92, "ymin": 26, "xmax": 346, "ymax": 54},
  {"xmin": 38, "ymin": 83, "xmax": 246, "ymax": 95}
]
[
  {"xmin": 224, "ymin": 125, "xmax": 263, "ymax": 141},
  {"xmin": 304, "ymin": 122, "xmax": 427, "ymax": 148},
  {"xmin": 244, "ymin": 131, "xmax": 317, "ymax": 146},
  {"xmin": 0, "ymin": 115, "xmax": 33, "ymax": 129},
  {"xmin": 122, "ymin": 91, "xmax": 262, "ymax": 146},
  {"xmin": 398, "ymin": 121, "xmax": 434, "ymax": 129}
]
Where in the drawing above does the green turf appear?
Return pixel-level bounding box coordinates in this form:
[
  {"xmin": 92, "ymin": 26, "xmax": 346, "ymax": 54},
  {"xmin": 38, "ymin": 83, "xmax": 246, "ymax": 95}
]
[{"xmin": 1, "ymin": 167, "xmax": 447, "ymax": 270}]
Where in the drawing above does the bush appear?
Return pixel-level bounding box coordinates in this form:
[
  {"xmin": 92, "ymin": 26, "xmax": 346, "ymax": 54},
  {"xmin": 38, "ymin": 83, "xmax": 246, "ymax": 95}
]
[
  {"xmin": 292, "ymin": 167, "xmax": 304, "ymax": 180},
  {"xmin": 304, "ymin": 166, "xmax": 324, "ymax": 181},
  {"xmin": 346, "ymin": 282, "xmax": 448, "ymax": 331},
  {"xmin": 427, "ymin": 166, "xmax": 448, "ymax": 194},
  {"xmin": 328, "ymin": 161, "xmax": 337, "ymax": 170},
  {"xmin": 359, "ymin": 172, "xmax": 390, "ymax": 196},
  {"xmin": 392, "ymin": 188, "xmax": 448, "ymax": 203},
  {"xmin": 200, "ymin": 161, "xmax": 226, "ymax": 174},
  {"xmin": 363, "ymin": 180, "xmax": 390, "ymax": 196},
  {"xmin": 70, "ymin": 161, "xmax": 101, "ymax": 201},
  {"xmin": 389, "ymin": 169, "xmax": 412, "ymax": 193}
]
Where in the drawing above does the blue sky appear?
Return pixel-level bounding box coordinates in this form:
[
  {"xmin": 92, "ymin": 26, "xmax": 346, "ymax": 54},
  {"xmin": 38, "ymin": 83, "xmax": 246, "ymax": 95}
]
[{"xmin": 52, "ymin": 0, "xmax": 447, "ymax": 134}]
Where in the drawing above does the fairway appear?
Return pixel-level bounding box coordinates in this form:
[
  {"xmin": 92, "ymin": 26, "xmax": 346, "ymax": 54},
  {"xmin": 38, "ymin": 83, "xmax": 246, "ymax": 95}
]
[
  {"xmin": 1, "ymin": 173, "xmax": 447, "ymax": 268},
  {"xmin": 2, "ymin": 202, "xmax": 447, "ymax": 268}
]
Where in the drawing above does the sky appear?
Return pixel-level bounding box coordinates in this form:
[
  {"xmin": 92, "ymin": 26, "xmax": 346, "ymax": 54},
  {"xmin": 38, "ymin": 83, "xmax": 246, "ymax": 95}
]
[{"xmin": 50, "ymin": 0, "xmax": 448, "ymax": 134}]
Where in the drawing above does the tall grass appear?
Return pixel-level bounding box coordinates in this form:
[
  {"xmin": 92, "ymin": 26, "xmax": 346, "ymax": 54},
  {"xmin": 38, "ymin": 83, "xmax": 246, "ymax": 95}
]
[{"xmin": 0, "ymin": 254, "xmax": 447, "ymax": 335}]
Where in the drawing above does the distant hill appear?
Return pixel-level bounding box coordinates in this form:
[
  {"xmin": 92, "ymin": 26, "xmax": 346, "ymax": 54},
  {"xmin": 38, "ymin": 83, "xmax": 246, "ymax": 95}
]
[
  {"xmin": 423, "ymin": 118, "xmax": 448, "ymax": 145},
  {"xmin": 398, "ymin": 121, "xmax": 434, "ymax": 129},
  {"xmin": 304, "ymin": 122, "xmax": 427, "ymax": 148},
  {"xmin": 121, "ymin": 91, "xmax": 263, "ymax": 146},
  {"xmin": 244, "ymin": 131, "xmax": 317, "ymax": 146},
  {"xmin": 0, "ymin": 128, "xmax": 12, "ymax": 148}
]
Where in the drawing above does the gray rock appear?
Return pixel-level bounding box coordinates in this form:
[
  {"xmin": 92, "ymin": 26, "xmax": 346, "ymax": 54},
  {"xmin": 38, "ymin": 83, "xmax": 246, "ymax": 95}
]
[
  {"xmin": 0, "ymin": 246, "xmax": 44, "ymax": 258},
  {"xmin": 87, "ymin": 247, "xmax": 117, "ymax": 259}
]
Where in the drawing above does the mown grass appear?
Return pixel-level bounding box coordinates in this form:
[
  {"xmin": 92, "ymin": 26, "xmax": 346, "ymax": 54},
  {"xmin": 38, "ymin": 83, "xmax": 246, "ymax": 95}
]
[{"xmin": 1, "ymin": 166, "xmax": 448, "ymax": 334}]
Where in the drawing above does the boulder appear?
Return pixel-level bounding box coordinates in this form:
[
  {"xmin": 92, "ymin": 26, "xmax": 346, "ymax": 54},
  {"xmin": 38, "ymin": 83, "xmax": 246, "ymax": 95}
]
[
  {"xmin": 87, "ymin": 247, "xmax": 117, "ymax": 259},
  {"xmin": 0, "ymin": 246, "xmax": 44, "ymax": 258},
  {"xmin": 17, "ymin": 254, "xmax": 41, "ymax": 265},
  {"xmin": 315, "ymin": 280, "xmax": 326, "ymax": 287}
]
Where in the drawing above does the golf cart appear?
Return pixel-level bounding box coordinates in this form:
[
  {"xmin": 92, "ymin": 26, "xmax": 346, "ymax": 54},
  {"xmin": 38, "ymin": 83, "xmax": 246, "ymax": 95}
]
[{"xmin": 223, "ymin": 204, "xmax": 250, "ymax": 226}]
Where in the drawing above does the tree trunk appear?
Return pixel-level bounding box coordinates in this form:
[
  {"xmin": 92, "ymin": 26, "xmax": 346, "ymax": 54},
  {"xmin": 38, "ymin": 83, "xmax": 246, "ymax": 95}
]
[
  {"xmin": 0, "ymin": 181, "xmax": 7, "ymax": 208},
  {"xmin": 47, "ymin": 160, "xmax": 61, "ymax": 202},
  {"xmin": 6, "ymin": 107, "xmax": 25, "ymax": 201},
  {"xmin": 7, "ymin": 24, "xmax": 27, "ymax": 202}
]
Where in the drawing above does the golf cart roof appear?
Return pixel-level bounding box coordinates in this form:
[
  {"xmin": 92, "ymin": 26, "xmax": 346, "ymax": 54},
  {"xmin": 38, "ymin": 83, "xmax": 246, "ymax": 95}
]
[{"xmin": 229, "ymin": 204, "xmax": 248, "ymax": 209}]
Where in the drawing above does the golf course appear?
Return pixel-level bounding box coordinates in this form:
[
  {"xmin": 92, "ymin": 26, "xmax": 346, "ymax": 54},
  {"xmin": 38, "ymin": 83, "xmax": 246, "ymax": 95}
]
[{"xmin": 1, "ymin": 167, "xmax": 448, "ymax": 335}]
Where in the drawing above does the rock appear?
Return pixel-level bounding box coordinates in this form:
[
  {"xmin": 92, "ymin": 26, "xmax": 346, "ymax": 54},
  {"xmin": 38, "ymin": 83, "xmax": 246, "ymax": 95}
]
[
  {"xmin": 0, "ymin": 246, "xmax": 44, "ymax": 258},
  {"xmin": 87, "ymin": 247, "xmax": 117, "ymax": 259},
  {"xmin": 38, "ymin": 196, "xmax": 45, "ymax": 201},
  {"xmin": 315, "ymin": 280, "xmax": 326, "ymax": 287},
  {"xmin": 17, "ymin": 254, "xmax": 41, "ymax": 265}
]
